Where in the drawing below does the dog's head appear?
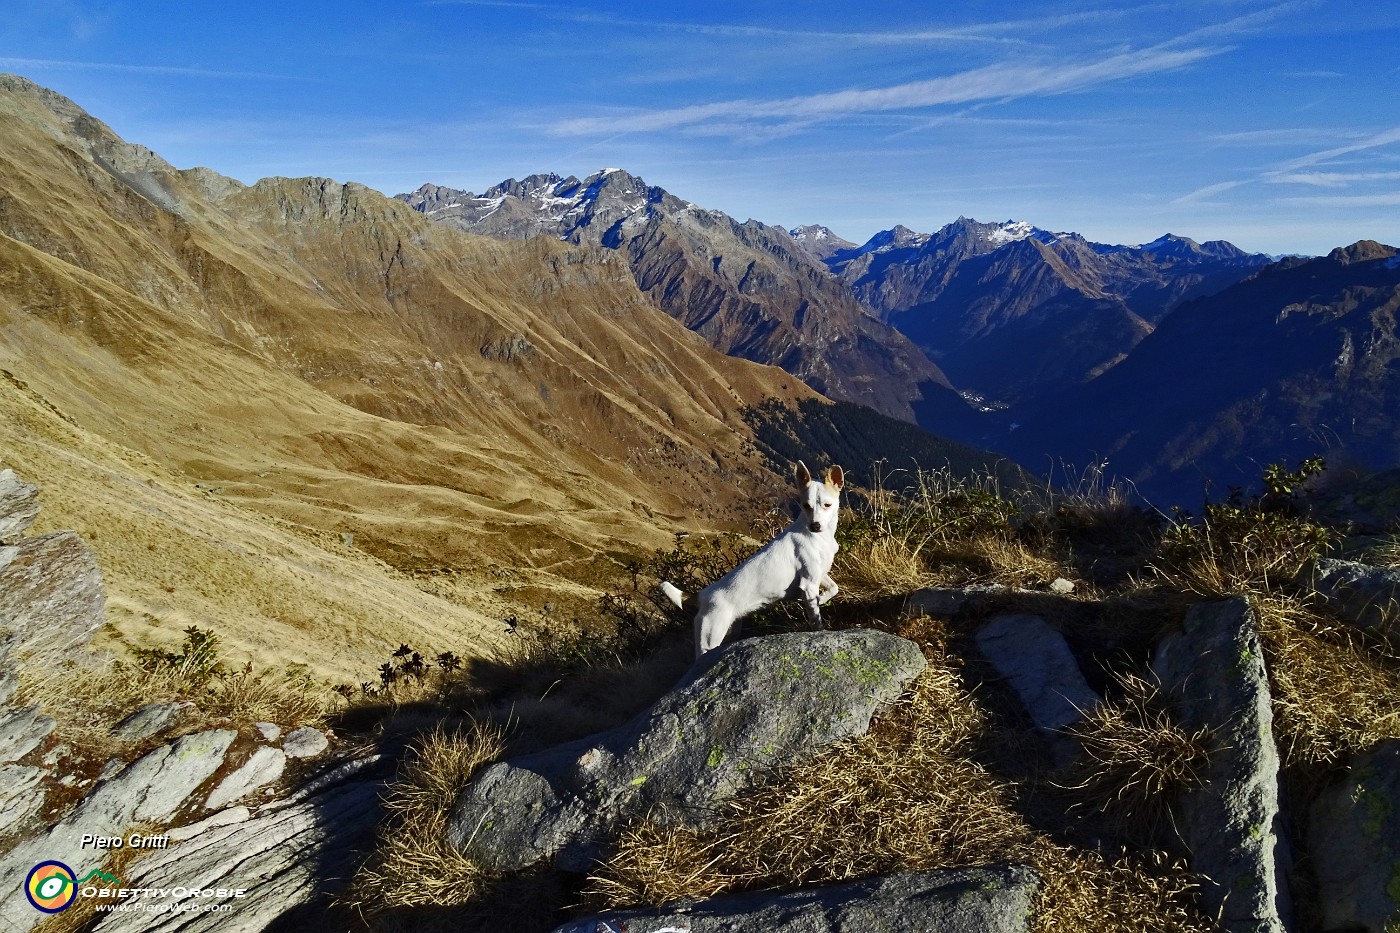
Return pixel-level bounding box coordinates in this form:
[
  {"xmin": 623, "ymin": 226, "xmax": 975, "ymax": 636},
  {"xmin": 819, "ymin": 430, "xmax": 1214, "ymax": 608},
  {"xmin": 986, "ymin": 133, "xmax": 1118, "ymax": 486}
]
[{"xmin": 794, "ymin": 461, "xmax": 843, "ymax": 533}]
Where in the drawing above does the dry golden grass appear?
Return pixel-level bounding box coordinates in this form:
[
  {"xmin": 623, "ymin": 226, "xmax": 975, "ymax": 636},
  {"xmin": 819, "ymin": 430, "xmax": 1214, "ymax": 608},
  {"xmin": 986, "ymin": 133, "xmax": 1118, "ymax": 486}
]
[
  {"xmin": 341, "ymin": 724, "xmax": 511, "ymax": 922},
  {"xmin": 1062, "ymin": 672, "xmax": 1209, "ymax": 836},
  {"xmin": 1031, "ymin": 843, "xmax": 1214, "ymax": 933},
  {"xmin": 19, "ymin": 656, "xmax": 330, "ymax": 766},
  {"xmin": 1253, "ymin": 593, "xmax": 1400, "ymax": 765},
  {"xmin": 835, "ymin": 534, "xmax": 939, "ymax": 599},
  {"xmin": 1365, "ymin": 535, "xmax": 1400, "ymax": 569}
]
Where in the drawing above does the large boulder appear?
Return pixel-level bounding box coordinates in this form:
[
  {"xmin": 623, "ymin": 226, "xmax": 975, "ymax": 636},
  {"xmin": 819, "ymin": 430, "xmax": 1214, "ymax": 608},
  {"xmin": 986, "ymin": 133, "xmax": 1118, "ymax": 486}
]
[
  {"xmin": 552, "ymin": 864, "xmax": 1040, "ymax": 933},
  {"xmin": 0, "ymin": 530, "xmax": 106, "ymax": 669},
  {"xmin": 0, "ymin": 468, "xmax": 40, "ymax": 543},
  {"xmin": 1302, "ymin": 557, "xmax": 1400, "ymax": 634},
  {"xmin": 1152, "ymin": 598, "xmax": 1293, "ymax": 933},
  {"xmin": 1308, "ymin": 739, "xmax": 1400, "ymax": 932},
  {"xmin": 449, "ymin": 629, "xmax": 927, "ymax": 872}
]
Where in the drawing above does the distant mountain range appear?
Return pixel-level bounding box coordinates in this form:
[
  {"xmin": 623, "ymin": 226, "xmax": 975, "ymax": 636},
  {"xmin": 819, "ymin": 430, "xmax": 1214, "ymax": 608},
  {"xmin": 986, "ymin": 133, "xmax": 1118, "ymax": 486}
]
[
  {"xmin": 1003, "ymin": 240, "xmax": 1400, "ymax": 506},
  {"xmin": 822, "ymin": 218, "xmax": 1273, "ymax": 405},
  {"xmin": 398, "ymin": 172, "xmax": 956, "ymax": 424}
]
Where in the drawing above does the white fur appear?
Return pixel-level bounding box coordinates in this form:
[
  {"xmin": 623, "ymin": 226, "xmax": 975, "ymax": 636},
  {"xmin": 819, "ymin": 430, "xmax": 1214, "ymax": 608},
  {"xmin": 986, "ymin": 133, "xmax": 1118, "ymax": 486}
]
[{"xmin": 663, "ymin": 461, "xmax": 843, "ymax": 658}]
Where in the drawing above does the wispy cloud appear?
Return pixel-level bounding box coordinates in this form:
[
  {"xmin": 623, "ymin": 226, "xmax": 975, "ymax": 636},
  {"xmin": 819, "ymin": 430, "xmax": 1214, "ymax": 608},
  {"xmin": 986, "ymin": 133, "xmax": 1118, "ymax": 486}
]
[
  {"xmin": 1172, "ymin": 179, "xmax": 1247, "ymax": 205},
  {"xmin": 551, "ymin": 45, "xmax": 1222, "ymax": 137},
  {"xmin": 423, "ymin": 0, "xmax": 1177, "ymax": 47},
  {"xmin": 1271, "ymin": 126, "xmax": 1400, "ymax": 173},
  {"xmin": 1279, "ymin": 192, "xmax": 1400, "ymax": 207},
  {"xmin": 0, "ymin": 56, "xmax": 301, "ymax": 81},
  {"xmin": 1267, "ymin": 170, "xmax": 1400, "ymax": 187}
]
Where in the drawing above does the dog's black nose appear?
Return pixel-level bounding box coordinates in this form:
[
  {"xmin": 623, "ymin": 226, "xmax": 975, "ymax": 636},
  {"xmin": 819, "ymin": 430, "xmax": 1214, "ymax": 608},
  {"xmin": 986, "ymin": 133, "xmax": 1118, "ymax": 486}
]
[{"xmin": 809, "ymin": 522, "xmax": 822, "ymax": 532}]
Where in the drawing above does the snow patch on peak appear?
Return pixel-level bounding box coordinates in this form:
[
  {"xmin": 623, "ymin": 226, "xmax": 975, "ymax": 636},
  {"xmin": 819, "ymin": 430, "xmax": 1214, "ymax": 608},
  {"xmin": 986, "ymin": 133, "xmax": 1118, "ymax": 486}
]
[{"xmin": 986, "ymin": 220, "xmax": 1040, "ymax": 246}]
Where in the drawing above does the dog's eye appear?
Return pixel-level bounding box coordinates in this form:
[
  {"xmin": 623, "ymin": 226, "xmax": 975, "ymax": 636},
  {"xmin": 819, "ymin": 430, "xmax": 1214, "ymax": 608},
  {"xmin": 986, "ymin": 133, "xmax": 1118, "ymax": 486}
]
[{"xmin": 823, "ymin": 503, "xmax": 832, "ymax": 509}]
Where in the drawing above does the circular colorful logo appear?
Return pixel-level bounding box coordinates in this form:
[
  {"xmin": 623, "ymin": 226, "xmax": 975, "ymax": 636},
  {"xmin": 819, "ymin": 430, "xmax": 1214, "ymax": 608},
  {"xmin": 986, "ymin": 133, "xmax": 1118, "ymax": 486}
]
[{"xmin": 25, "ymin": 862, "xmax": 77, "ymax": 913}]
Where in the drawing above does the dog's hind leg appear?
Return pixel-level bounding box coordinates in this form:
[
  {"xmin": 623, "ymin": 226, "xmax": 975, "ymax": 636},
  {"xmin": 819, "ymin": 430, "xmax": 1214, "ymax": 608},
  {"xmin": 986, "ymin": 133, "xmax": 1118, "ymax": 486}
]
[
  {"xmin": 694, "ymin": 596, "xmax": 738, "ymax": 657},
  {"xmin": 818, "ymin": 574, "xmax": 838, "ymax": 606}
]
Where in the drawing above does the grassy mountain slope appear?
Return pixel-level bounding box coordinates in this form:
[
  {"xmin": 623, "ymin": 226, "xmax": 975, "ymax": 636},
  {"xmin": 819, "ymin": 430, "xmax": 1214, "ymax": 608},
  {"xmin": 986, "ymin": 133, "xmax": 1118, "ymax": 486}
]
[{"xmin": 0, "ymin": 75, "xmax": 822, "ymax": 676}]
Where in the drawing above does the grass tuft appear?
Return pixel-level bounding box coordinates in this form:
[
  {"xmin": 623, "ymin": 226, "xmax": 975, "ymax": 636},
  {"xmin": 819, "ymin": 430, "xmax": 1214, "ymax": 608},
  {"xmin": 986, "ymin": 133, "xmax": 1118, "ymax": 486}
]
[
  {"xmin": 1062, "ymin": 671, "xmax": 1209, "ymax": 839},
  {"xmin": 340, "ymin": 722, "xmax": 551, "ymax": 930}
]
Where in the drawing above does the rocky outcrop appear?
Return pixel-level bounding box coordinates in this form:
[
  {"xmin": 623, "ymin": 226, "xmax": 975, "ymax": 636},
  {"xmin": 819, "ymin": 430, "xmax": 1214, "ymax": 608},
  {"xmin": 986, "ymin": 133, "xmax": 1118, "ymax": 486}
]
[
  {"xmin": 1152, "ymin": 598, "xmax": 1292, "ymax": 933},
  {"xmin": 91, "ymin": 757, "xmax": 390, "ymax": 932},
  {"xmin": 205, "ymin": 746, "xmax": 287, "ymax": 810},
  {"xmin": 0, "ymin": 530, "xmax": 106, "ymax": 669},
  {"xmin": 111, "ymin": 701, "xmax": 191, "ymax": 743},
  {"xmin": 1302, "ymin": 557, "xmax": 1400, "ymax": 634},
  {"xmin": 0, "ymin": 468, "xmax": 39, "ymax": 542},
  {"xmin": 975, "ymin": 613, "xmax": 1100, "ymax": 733},
  {"xmin": 1308, "ymin": 739, "xmax": 1400, "ymax": 933},
  {"xmin": 282, "ymin": 726, "xmax": 329, "ymax": 759},
  {"xmin": 449, "ymin": 629, "xmax": 927, "ymax": 872},
  {"xmin": 0, "ymin": 729, "xmax": 236, "ymax": 930},
  {"xmin": 553, "ymin": 864, "xmax": 1040, "ymax": 933}
]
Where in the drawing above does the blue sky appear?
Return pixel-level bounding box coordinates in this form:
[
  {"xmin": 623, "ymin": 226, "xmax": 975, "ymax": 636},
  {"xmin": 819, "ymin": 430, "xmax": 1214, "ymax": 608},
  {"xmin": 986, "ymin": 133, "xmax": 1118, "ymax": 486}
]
[{"xmin": 2, "ymin": 0, "xmax": 1396, "ymax": 255}]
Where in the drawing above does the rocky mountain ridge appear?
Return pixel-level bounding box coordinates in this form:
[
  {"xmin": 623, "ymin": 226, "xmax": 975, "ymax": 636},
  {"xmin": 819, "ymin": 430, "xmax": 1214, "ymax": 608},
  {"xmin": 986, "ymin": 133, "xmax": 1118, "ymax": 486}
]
[{"xmin": 398, "ymin": 170, "xmax": 961, "ymax": 424}]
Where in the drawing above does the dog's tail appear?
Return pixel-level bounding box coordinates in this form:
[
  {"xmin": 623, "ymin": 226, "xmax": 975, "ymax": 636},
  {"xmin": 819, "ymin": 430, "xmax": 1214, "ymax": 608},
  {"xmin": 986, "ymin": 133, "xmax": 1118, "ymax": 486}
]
[{"xmin": 658, "ymin": 581, "xmax": 686, "ymax": 610}]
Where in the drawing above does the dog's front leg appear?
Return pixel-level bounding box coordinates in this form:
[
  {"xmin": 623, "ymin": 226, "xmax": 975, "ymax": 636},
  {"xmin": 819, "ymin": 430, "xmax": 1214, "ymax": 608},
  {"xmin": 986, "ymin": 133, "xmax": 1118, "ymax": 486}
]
[{"xmin": 799, "ymin": 579, "xmax": 824, "ymax": 631}]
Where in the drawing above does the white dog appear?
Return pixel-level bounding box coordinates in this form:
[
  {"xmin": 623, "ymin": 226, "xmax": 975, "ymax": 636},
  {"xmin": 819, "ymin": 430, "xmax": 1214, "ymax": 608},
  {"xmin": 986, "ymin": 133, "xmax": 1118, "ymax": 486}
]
[{"xmin": 662, "ymin": 461, "xmax": 844, "ymax": 657}]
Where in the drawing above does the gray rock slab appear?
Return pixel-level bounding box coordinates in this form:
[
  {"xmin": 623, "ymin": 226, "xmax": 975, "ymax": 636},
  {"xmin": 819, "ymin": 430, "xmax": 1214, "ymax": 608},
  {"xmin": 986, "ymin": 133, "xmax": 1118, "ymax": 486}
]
[
  {"xmin": 90, "ymin": 762, "xmax": 390, "ymax": 932},
  {"xmin": 0, "ymin": 729, "xmax": 235, "ymax": 932},
  {"xmin": 205, "ymin": 746, "xmax": 286, "ymax": 810},
  {"xmin": 905, "ymin": 584, "xmax": 1010, "ymax": 617},
  {"xmin": 0, "ymin": 705, "xmax": 56, "ymax": 763},
  {"xmin": 168, "ymin": 805, "xmax": 251, "ymax": 843},
  {"xmin": 976, "ymin": 614, "xmax": 1100, "ymax": 732},
  {"xmin": 1152, "ymin": 597, "xmax": 1292, "ymax": 933},
  {"xmin": 254, "ymin": 721, "xmax": 281, "ymax": 742},
  {"xmin": 552, "ymin": 864, "xmax": 1040, "ymax": 933},
  {"xmin": 282, "ymin": 726, "xmax": 328, "ymax": 759},
  {"xmin": 111, "ymin": 701, "xmax": 191, "ymax": 742},
  {"xmin": 0, "ymin": 469, "xmax": 40, "ymax": 542},
  {"xmin": 1308, "ymin": 739, "xmax": 1400, "ymax": 932},
  {"xmin": 0, "ymin": 530, "xmax": 105, "ymax": 668},
  {"xmin": 0, "ymin": 763, "xmax": 45, "ymax": 837},
  {"xmin": 450, "ymin": 629, "xmax": 927, "ymax": 872},
  {"xmin": 1303, "ymin": 557, "xmax": 1400, "ymax": 634}
]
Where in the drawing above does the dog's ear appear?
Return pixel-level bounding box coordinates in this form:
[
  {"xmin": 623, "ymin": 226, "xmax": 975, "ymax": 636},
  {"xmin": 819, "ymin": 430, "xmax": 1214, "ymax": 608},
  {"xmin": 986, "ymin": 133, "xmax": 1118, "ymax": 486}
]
[
  {"xmin": 794, "ymin": 461, "xmax": 812, "ymax": 487},
  {"xmin": 825, "ymin": 465, "xmax": 845, "ymax": 489}
]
